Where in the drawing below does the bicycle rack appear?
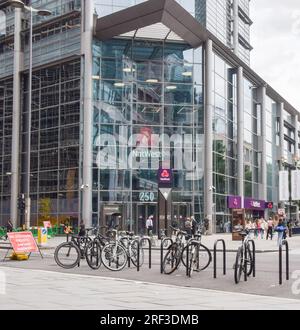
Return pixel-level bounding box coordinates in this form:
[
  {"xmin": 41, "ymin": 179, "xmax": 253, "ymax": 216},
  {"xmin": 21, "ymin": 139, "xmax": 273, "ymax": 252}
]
[
  {"xmin": 120, "ymin": 237, "xmax": 131, "ymax": 268},
  {"xmin": 279, "ymin": 240, "xmax": 289, "ymax": 285},
  {"xmin": 213, "ymin": 239, "xmax": 226, "ymax": 279},
  {"xmin": 140, "ymin": 237, "xmax": 152, "ymax": 270},
  {"xmin": 186, "ymin": 240, "xmax": 202, "ymax": 278},
  {"xmin": 134, "ymin": 239, "xmax": 141, "ymax": 272},
  {"xmin": 160, "ymin": 238, "xmax": 174, "ymax": 274},
  {"xmin": 186, "ymin": 241, "xmax": 190, "ymax": 277},
  {"xmin": 248, "ymin": 240, "xmax": 256, "ymax": 278}
]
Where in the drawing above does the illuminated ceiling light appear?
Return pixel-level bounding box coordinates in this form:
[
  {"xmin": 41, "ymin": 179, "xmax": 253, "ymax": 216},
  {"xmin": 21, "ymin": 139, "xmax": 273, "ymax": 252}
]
[
  {"xmin": 182, "ymin": 71, "xmax": 192, "ymax": 77},
  {"xmin": 114, "ymin": 82, "xmax": 125, "ymax": 87},
  {"xmin": 123, "ymin": 67, "xmax": 135, "ymax": 73},
  {"xmin": 166, "ymin": 85, "xmax": 177, "ymax": 90},
  {"xmin": 184, "ymin": 63, "xmax": 193, "ymax": 67},
  {"xmin": 92, "ymin": 75, "xmax": 101, "ymax": 80},
  {"xmin": 146, "ymin": 79, "xmax": 159, "ymax": 83}
]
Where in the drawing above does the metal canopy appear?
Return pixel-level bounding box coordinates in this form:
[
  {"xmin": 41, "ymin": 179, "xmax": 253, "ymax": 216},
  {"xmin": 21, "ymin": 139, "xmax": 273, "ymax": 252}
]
[{"xmin": 95, "ymin": 0, "xmax": 208, "ymax": 48}]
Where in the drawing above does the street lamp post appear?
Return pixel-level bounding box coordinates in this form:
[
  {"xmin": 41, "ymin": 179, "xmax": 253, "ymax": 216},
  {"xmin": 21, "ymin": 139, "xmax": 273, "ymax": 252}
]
[{"xmin": 9, "ymin": 1, "xmax": 51, "ymax": 228}]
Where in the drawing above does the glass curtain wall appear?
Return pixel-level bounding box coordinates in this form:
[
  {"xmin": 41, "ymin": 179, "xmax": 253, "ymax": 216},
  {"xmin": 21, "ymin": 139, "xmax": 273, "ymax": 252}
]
[
  {"xmin": 0, "ymin": 78, "xmax": 13, "ymax": 225},
  {"xmin": 92, "ymin": 39, "xmax": 204, "ymax": 234},
  {"xmin": 212, "ymin": 52, "xmax": 237, "ymax": 233},
  {"xmin": 21, "ymin": 60, "xmax": 81, "ymax": 228},
  {"xmin": 244, "ymin": 79, "xmax": 260, "ymax": 200},
  {"xmin": 266, "ymin": 96, "xmax": 279, "ymax": 207},
  {"xmin": 0, "ymin": 0, "xmax": 13, "ymax": 226}
]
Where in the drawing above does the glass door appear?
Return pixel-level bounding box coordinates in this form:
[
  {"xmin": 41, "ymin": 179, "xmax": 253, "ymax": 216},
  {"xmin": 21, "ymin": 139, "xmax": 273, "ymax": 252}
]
[
  {"xmin": 172, "ymin": 203, "xmax": 192, "ymax": 229},
  {"xmin": 134, "ymin": 204, "xmax": 157, "ymax": 235}
]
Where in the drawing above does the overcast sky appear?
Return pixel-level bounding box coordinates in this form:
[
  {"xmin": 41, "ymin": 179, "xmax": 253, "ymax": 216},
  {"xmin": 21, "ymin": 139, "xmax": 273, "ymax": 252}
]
[{"xmin": 251, "ymin": 0, "xmax": 300, "ymax": 109}]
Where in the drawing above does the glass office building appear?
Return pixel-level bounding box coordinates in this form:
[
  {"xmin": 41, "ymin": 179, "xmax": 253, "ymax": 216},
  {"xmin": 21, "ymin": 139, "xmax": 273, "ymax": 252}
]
[{"xmin": 0, "ymin": 0, "xmax": 299, "ymax": 233}]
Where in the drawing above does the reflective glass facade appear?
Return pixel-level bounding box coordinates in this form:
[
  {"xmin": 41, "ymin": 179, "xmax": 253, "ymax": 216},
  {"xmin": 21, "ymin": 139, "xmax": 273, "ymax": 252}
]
[
  {"xmin": 0, "ymin": 0, "xmax": 82, "ymax": 227},
  {"xmin": 92, "ymin": 39, "xmax": 204, "ymax": 233},
  {"xmin": 212, "ymin": 53, "xmax": 237, "ymax": 232},
  {"xmin": 21, "ymin": 60, "xmax": 81, "ymax": 226},
  {"xmin": 0, "ymin": 78, "xmax": 13, "ymax": 223}
]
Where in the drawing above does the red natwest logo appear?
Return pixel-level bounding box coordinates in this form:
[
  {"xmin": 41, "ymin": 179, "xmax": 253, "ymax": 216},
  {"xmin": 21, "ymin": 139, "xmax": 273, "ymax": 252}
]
[{"xmin": 161, "ymin": 170, "xmax": 170, "ymax": 178}]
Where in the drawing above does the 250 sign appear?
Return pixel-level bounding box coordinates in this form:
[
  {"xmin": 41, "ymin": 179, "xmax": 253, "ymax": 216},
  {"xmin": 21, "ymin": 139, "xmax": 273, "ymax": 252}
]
[{"xmin": 139, "ymin": 192, "xmax": 155, "ymax": 202}]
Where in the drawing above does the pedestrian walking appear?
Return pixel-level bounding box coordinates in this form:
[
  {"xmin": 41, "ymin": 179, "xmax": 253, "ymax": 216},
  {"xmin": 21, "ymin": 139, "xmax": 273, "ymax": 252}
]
[
  {"xmin": 266, "ymin": 217, "xmax": 274, "ymax": 240},
  {"xmin": 184, "ymin": 217, "xmax": 192, "ymax": 237},
  {"xmin": 275, "ymin": 219, "xmax": 287, "ymax": 247},
  {"xmin": 287, "ymin": 219, "xmax": 293, "ymax": 238},
  {"xmin": 6, "ymin": 219, "xmax": 13, "ymax": 233},
  {"xmin": 254, "ymin": 220, "xmax": 259, "ymax": 239},
  {"xmin": 191, "ymin": 216, "xmax": 197, "ymax": 237},
  {"xmin": 146, "ymin": 215, "xmax": 154, "ymax": 236},
  {"xmin": 204, "ymin": 215, "xmax": 210, "ymax": 235},
  {"xmin": 78, "ymin": 220, "xmax": 86, "ymax": 237},
  {"xmin": 224, "ymin": 220, "xmax": 231, "ymax": 233},
  {"xmin": 261, "ymin": 217, "xmax": 268, "ymax": 239}
]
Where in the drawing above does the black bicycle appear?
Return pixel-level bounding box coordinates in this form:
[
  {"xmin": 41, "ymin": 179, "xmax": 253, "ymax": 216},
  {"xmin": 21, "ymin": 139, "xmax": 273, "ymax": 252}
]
[
  {"xmin": 84, "ymin": 226, "xmax": 112, "ymax": 270},
  {"xmin": 162, "ymin": 226, "xmax": 211, "ymax": 275},
  {"xmin": 54, "ymin": 229, "xmax": 93, "ymax": 269},
  {"xmin": 234, "ymin": 230, "xmax": 254, "ymax": 284}
]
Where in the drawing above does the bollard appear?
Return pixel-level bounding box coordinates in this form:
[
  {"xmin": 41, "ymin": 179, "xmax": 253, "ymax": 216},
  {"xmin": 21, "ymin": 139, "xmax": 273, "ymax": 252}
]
[
  {"xmin": 248, "ymin": 240, "xmax": 256, "ymax": 278},
  {"xmin": 244, "ymin": 244, "xmax": 248, "ymax": 282},
  {"xmin": 213, "ymin": 239, "xmax": 226, "ymax": 279},
  {"xmin": 135, "ymin": 239, "xmax": 140, "ymax": 272},
  {"xmin": 186, "ymin": 241, "xmax": 190, "ymax": 277},
  {"xmin": 160, "ymin": 238, "xmax": 173, "ymax": 274},
  {"xmin": 140, "ymin": 237, "xmax": 152, "ymax": 269},
  {"xmin": 279, "ymin": 240, "xmax": 289, "ymax": 285}
]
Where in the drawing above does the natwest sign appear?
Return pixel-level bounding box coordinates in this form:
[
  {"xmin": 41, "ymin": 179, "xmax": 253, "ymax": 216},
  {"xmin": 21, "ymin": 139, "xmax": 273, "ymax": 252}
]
[
  {"xmin": 265, "ymin": 202, "xmax": 274, "ymax": 210},
  {"xmin": 158, "ymin": 168, "xmax": 173, "ymax": 187}
]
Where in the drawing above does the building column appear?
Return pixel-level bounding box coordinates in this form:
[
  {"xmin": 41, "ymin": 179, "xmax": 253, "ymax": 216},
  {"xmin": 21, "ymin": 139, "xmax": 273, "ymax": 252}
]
[
  {"xmin": 278, "ymin": 102, "xmax": 285, "ymax": 209},
  {"xmin": 10, "ymin": 8, "xmax": 23, "ymax": 228},
  {"xmin": 294, "ymin": 114, "xmax": 299, "ymax": 223},
  {"xmin": 237, "ymin": 66, "xmax": 244, "ymax": 204},
  {"xmin": 258, "ymin": 85, "xmax": 267, "ymax": 202},
  {"xmin": 81, "ymin": 0, "xmax": 94, "ymax": 227},
  {"xmin": 294, "ymin": 114, "xmax": 299, "ymax": 159},
  {"xmin": 204, "ymin": 39, "xmax": 214, "ymax": 234},
  {"xmin": 279, "ymin": 102, "xmax": 285, "ymax": 165},
  {"xmin": 232, "ymin": 0, "xmax": 239, "ymax": 56}
]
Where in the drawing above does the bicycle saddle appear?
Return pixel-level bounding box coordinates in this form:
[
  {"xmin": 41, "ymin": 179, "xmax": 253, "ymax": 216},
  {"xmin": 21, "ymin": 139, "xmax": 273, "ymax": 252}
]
[
  {"xmin": 126, "ymin": 231, "xmax": 134, "ymax": 236},
  {"xmin": 238, "ymin": 231, "xmax": 248, "ymax": 237}
]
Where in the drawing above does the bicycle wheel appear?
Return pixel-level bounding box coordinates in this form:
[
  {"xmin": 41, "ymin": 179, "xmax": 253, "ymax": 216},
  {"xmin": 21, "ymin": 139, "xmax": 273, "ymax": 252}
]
[
  {"xmin": 85, "ymin": 240, "xmax": 102, "ymax": 270},
  {"xmin": 130, "ymin": 240, "xmax": 144, "ymax": 267},
  {"xmin": 54, "ymin": 242, "xmax": 81, "ymax": 269},
  {"xmin": 162, "ymin": 243, "xmax": 181, "ymax": 275},
  {"xmin": 245, "ymin": 244, "xmax": 253, "ymax": 277},
  {"xmin": 101, "ymin": 243, "xmax": 127, "ymax": 271},
  {"xmin": 234, "ymin": 247, "xmax": 243, "ymax": 284},
  {"xmin": 183, "ymin": 243, "xmax": 212, "ymax": 272}
]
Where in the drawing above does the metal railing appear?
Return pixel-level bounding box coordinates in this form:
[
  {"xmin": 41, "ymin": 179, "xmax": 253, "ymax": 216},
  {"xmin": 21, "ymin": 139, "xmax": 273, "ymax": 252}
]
[
  {"xmin": 160, "ymin": 238, "xmax": 174, "ymax": 274},
  {"xmin": 213, "ymin": 239, "xmax": 226, "ymax": 279}
]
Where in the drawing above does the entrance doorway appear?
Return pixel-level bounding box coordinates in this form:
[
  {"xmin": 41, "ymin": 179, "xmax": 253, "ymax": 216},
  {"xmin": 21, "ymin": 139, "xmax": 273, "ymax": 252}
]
[
  {"xmin": 172, "ymin": 203, "xmax": 192, "ymax": 229},
  {"xmin": 100, "ymin": 204, "xmax": 127, "ymax": 232},
  {"xmin": 133, "ymin": 204, "xmax": 157, "ymax": 235}
]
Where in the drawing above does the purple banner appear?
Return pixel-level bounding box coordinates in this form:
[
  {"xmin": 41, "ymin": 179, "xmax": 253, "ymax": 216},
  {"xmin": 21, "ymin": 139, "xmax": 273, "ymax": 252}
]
[
  {"xmin": 227, "ymin": 196, "xmax": 242, "ymax": 209},
  {"xmin": 244, "ymin": 198, "xmax": 266, "ymax": 210}
]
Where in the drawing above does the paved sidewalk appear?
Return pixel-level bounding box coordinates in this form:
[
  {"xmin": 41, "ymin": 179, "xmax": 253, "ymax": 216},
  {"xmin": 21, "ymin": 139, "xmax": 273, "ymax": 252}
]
[
  {"xmin": 0, "ymin": 266, "xmax": 299, "ymax": 310},
  {"xmin": 40, "ymin": 233, "xmax": 300, "ymax": 253}
]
